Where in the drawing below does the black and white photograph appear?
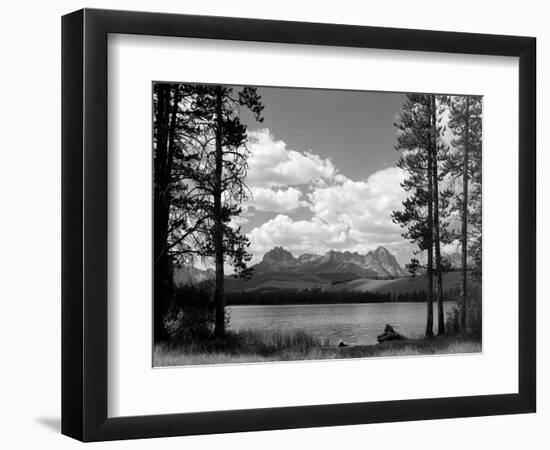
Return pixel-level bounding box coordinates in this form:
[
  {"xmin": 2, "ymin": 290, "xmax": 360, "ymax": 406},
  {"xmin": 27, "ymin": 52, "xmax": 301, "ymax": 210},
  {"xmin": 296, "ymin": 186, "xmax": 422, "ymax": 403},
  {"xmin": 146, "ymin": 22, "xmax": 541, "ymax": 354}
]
[
  {"xmin": 0, "ymin": 0, "xmax": 543, "ymax": 446},
  {"xmin": 152, "ymin": 83, "xmax": 482, "ymax": 366}
]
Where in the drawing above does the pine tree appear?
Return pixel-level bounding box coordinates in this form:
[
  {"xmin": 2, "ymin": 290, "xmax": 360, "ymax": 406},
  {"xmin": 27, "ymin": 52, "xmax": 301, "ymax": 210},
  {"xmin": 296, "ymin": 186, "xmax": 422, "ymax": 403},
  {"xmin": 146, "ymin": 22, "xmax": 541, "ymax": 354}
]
[
  {"xmin": 447, "ymin": 95, "xmax": 483, "ymax": 331},
  {"xmin": 187, "ymin": 85, "xmax": 264, "ymax": 337},
  {"xmin": 430, "ymin": 95, "xmax": 454, "ymax": 336},
  {"xmin": 466, "ymin": 98, "xmax": 483, "ymax": 275},
  {"xmin": 153, "ymin": 83, "xmax": 189, "ymax": 341},
  {"xmin": 152, "ymin": 83, "xmax": 212, "ymax": 341},
  {"xmin": 153, "ymin": 83, "xmax": 264, "ymax": 340},
  {"xmin": 393, "ymin": 94, "xmax": 435, "ymax": 338}
]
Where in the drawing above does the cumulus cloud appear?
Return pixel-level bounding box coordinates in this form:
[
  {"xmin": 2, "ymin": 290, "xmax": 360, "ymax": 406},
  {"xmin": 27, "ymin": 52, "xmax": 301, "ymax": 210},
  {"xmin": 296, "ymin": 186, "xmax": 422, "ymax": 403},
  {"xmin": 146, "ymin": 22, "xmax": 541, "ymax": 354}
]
[
  {"xmin": 249, "ymin": 186, "xmax": 308, "ymax": 213},
  {"xmin": 245, "ymin": 166, "xmax": 415, "ymax": 263},
  {"xmin": 248, "ymin": 214, "xmax": 348, "ymax": 261},
  {"xmin": 232, "ymin": 128, "xmax": 419, "ymax": 265},
  {"xmin": 247, "ymin": 129, "xmax": 336, "ymax": 188},
  {"xmin": 308, "ymin": 167, "xmax": 406, "ymax": 242}
]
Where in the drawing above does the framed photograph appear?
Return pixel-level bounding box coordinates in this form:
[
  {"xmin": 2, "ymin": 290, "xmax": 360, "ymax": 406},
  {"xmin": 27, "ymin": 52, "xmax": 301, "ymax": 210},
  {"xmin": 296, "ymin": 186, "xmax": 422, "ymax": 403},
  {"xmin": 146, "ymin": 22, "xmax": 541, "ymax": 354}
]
[{"xmin": 62, "ymin": 8, "xmax": 536, "ymax": 442}]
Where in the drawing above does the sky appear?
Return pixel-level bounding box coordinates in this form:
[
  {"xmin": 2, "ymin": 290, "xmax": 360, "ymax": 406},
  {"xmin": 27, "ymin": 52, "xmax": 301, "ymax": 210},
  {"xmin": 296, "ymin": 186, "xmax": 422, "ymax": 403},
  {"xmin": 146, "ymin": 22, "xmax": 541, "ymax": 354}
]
[{"xmin": 231, "ymin": 85, "xmax": 419, "ymax": 267}]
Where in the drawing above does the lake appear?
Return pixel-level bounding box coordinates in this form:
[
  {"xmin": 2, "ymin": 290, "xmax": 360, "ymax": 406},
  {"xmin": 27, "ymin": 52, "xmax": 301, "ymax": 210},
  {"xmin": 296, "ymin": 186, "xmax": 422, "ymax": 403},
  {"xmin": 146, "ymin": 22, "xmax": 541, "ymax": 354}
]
[{"xmin": 228, "ymin": 302, "xmax": 457, "ymax": 345}]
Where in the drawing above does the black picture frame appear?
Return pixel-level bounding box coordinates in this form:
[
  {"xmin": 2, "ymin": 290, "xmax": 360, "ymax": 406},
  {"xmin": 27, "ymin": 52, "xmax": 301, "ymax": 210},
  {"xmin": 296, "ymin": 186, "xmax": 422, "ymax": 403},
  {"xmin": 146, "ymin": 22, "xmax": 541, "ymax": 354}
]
[{"xmin": 62, "ymin": 8, "xmax": 536, "ymax": 442}]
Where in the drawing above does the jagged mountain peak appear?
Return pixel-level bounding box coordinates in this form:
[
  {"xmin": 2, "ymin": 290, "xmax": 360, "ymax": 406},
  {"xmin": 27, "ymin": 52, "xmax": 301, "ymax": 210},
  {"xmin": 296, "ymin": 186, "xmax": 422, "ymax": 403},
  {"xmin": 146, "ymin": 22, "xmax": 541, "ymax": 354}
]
[
  {"xmin": 257, "ymin": 246, "xmax": 406, "ymax": 278},
  {"xmin": 370, "ymin": 246, "xmax": 395, "ymax": 262},
  {"xmin": 262, "ymin": 246, "xmax": 295, "ymax": 264},
  {"xmin": 173, "ymin": 265, "xmax": 215, "ymax": 287}
]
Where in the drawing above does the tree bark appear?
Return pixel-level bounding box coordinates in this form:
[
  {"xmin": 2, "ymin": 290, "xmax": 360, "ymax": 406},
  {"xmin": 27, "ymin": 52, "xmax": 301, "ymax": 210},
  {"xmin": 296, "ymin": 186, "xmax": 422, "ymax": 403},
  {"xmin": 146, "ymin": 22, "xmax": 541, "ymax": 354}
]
[
  {"xmin": 213, "ymin": 87, "xmax": 226, "ymax": 337},
  {"xmin": 432, "ymin": 96, "xmax": 445, "ymax": 336},
  {"xmin": 425, "ymin": 97, "xmax": 434, "ymax": 338},
  {"xmin": 461, "ymin": 96, "xmax": 470, "ymax": 331}
]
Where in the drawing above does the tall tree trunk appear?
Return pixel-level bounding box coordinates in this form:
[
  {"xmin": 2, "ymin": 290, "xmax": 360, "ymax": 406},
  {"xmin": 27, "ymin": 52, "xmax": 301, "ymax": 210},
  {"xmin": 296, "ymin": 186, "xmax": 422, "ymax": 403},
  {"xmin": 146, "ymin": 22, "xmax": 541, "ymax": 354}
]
[
  {"xmin": 461, "ymin": 96, "xmax": 470, "ymax": 331},
  {"xmin": 153, "ymin": 85, "xmax": 174, "ymax": 342},
  {"xmin": 432, "ymin": 96, "xmax": 445, "ymax": 336},
  {"xmin": 213, "ymin": 87, "xmax": 225, "ymax": 337},
  {"xmin": 426, "ymin": 100, "xmax": 434, "ymax": 338}
]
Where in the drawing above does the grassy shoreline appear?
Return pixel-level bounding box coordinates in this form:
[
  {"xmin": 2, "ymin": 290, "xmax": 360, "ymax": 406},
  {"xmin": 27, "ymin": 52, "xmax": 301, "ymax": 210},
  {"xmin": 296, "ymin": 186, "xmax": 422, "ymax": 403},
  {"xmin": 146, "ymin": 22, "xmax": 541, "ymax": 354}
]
[{"xmin": 154, "ymin": 330, "xmax": 481, "ymax": 367}]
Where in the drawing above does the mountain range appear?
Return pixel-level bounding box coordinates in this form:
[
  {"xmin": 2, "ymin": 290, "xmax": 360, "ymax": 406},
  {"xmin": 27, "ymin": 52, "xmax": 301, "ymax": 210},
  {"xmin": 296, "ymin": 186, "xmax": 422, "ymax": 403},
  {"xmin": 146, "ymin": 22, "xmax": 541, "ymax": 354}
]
[
  {"xmin": 174, "ymin": 246, "xmax": 406, "ymax": 288},
  {"xmin": 173, "ymin": 265, "xmax": 215, "ymax": 287},
  {"xmin": 254, "ymin": 246, "xmax": 407, "ymax": 278},
  {"xmin": 172, "ymin": 246, "xmax": 471, "ymax": 297}
]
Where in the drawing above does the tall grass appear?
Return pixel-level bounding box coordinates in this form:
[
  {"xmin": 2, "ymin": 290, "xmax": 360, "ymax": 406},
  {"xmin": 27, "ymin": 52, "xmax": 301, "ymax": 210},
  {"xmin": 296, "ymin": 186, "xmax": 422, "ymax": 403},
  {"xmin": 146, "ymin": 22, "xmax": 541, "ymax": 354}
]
[
  {"xmin": 154, "ymin": 330, "xmax": 481, "ymax": 367},
  {"xmin": 232, "ymin": 329, "xmax": 321, "ymax": 354},
  {"xmin": 154, "ymin": 328, "xmax": 322, "ymax": 366}
]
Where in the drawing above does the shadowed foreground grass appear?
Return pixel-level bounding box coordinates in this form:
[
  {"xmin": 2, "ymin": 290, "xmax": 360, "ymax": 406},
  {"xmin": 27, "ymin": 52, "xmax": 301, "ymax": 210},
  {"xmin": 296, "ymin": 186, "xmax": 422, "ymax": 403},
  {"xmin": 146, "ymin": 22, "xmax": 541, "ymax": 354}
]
[{"xmin": 153, "ymin": 329, "xmax": 481, "ymax": 367}]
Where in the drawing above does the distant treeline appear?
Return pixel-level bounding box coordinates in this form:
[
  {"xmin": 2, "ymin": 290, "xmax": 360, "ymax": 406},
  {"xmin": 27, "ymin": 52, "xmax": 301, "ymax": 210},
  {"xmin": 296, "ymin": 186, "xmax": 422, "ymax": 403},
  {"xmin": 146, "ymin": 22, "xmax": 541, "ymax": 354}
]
[{"xmin": 225, "ymin": 288, "xmax": 461, "ymax": 306}]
